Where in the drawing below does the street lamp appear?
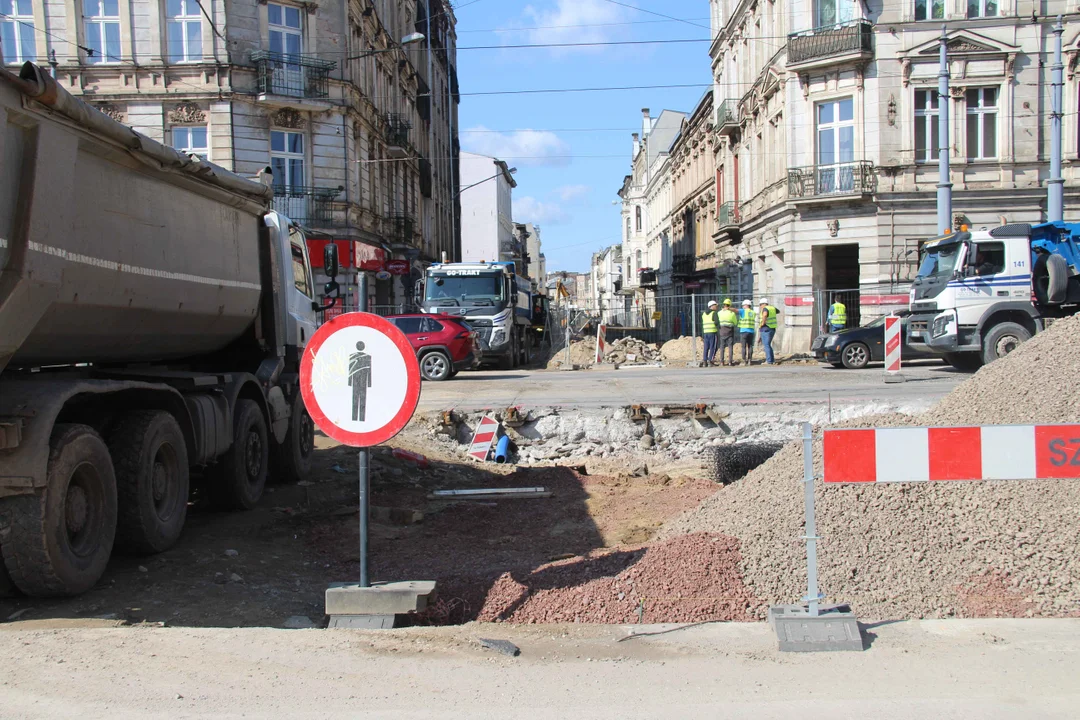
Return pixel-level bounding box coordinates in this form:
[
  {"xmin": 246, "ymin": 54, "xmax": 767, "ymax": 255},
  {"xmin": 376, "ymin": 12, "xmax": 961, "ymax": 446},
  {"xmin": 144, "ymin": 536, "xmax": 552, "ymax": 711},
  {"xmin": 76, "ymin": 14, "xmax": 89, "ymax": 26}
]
[
  {"xmin": 345, "ymin": 33, "xmax": 425, "ymax": 61},
  {"xmin": 454, "ymin": 168, "xmax": 517, "ymax": 198}
]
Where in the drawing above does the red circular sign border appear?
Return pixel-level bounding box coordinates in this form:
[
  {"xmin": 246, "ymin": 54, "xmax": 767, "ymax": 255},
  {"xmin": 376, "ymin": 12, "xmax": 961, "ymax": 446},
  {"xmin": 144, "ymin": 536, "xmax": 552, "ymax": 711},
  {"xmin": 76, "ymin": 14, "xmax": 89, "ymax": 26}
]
[{"xmin": 300, "ymin": 312, "xmax": 421, "ymax": 447}]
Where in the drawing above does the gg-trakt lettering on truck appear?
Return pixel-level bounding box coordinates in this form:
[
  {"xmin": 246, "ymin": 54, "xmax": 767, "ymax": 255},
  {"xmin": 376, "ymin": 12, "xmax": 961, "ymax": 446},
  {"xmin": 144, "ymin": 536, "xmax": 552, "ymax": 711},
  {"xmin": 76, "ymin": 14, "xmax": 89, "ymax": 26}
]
[
  {"xmin": 0, "ymin": 63, "xmax": 343, "ymax": 597},
  {"xmin": 907, "ymin": 221, "xmax": 1080, "ymax": 369}
]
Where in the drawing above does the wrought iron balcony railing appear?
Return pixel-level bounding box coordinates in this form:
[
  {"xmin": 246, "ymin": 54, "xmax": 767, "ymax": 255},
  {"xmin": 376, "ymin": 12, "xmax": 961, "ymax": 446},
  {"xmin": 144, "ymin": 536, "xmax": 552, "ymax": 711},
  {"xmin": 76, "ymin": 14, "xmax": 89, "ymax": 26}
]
[
  {"xmin": 788, "ymin": 20, "xmax": 872, "ymax": 67},
  {"xmin": 638, "ymin": 268, "xmax": 658, "ymax": 287},
  {"xmin": 388, "ymin": 212, "xmax": 417, "ymax": 242},
  {"xmin": 787, "ymin": 161, "xmax": 876, "ymax": 199},
  {"xmin": 384, "ymin": 113, "xmax": 412, "ymax": 150},
  {"xmin": 271, "ymin": 185, "xmax": 344, "ymax": 227},
  {"xmin": 251, "ymin": 50, "xmax": 335, "ymax": 99},
  {"xmin": 672, "ymin": 253, "xmax": 695, "ymax": 277},
  {"xmin": 716, "ymin": 201, "xmax": 739, "ymax": 228},
  {"xmin": 715, "ymin": 99, "xmax": 740, "ymax": 135}
]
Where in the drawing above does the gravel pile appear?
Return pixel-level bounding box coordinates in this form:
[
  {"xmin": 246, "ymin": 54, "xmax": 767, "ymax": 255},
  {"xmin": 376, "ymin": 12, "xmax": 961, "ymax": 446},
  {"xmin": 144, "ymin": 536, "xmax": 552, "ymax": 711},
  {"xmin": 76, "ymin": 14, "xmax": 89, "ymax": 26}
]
[
  {"xmin": 475, "ymin": 533, "xmax": 757, "ymax": 624},
  {"xmin": 709, "ymin": 443, "xmax": 784, "ymax": 485},
  {"xmin": 545, "ymin": 339, "xmax": 599, "ymax": 369},
  {"xmin": 659, "ymin": 336, "xmax": 704, "ymax": 364},
  {"xmin": 662, "ymin": 314, "xmax": 1080, "ymax": 620}
]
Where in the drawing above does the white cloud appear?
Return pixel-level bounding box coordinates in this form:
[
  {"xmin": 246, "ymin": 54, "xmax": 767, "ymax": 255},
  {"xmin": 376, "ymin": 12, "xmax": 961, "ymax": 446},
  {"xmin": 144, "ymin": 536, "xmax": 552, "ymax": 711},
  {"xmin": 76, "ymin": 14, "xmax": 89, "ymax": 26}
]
[
  {"xmin": 462, "ymin": 126, "xmax": 570, "ymax": 166},
  {"xmin": 515, "ymin": 196, "xmax": 570, "ymax": 225},
  {"xmin": 521, "ymin": 0, "xmax": 624, "ymax": 47},
  {"xmin": 554, "ymin": 184, "xmax": 591, "ymax": 202}
]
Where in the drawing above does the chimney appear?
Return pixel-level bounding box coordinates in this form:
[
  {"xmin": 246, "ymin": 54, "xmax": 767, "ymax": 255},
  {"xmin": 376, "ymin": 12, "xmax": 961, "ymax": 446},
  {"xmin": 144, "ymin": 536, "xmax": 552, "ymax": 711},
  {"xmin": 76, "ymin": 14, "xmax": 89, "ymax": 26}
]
[
  {"xmin": 632, "ymin": 133, "xmax": 640, "ymax": 159},
  {"xmin": 641, "ymin": 108, "xmax": 651, "ymax": 138}
]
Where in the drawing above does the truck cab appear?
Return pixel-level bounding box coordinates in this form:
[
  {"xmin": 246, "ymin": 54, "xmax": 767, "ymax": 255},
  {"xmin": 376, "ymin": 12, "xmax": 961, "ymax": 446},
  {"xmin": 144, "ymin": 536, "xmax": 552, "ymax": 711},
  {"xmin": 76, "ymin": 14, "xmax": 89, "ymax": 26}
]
[
  {"xmin": 420, "ymin": 261, "xmax": 532, "ymax": 369},
  {"xmin": 907, "ymin": 222, "xmax": 1080, "ymax": 369}
]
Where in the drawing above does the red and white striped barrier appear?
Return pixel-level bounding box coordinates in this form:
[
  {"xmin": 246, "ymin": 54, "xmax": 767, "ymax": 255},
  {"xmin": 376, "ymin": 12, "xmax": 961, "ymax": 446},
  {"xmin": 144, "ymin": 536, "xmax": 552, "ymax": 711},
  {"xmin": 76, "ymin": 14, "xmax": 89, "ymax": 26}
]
[
  {"xmin": 595, "ymin": 324, "xmax": 607, "ymax": 363},
  {"xmin": 884, "ymin": 315, "xmax": 901, "ymax": 376},
  {"xmin": 468, "ymin": 415, "xmax": 499, "ymax": 462},
  {"xmin": 824, "ymin": 424, "xmax": 1080, "ymax": 483}
]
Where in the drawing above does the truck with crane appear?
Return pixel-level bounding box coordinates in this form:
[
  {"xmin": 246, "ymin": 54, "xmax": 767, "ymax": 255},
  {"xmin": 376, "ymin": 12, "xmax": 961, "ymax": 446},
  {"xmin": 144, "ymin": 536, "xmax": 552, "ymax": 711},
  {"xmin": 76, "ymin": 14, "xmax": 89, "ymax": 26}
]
[
  {"xmin": 418, "ymin": 261, "xmax": 534, "ymax": 369},
  {"xmin": 0, "ymin": 62, "xmax": 340, "ymax": 597},
  {"xmin": 907, "ymin": 221, "xmax": 1080, "ymax": 368}
]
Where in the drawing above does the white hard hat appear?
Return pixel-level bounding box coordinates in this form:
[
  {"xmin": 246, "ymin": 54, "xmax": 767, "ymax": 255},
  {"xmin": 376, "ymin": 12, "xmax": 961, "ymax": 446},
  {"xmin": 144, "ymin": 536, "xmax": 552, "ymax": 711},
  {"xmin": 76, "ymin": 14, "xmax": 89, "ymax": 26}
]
[
  {"xmin": 758, "ymin": 298, "xmax": 769, "ymax": 305},
  {"xmin": 707, "ymin": 300, "xmax": 718, "ymax": 307},
  {"xmin": 742, "ymin": 299, "xmax": 752, "ymax": 306}
]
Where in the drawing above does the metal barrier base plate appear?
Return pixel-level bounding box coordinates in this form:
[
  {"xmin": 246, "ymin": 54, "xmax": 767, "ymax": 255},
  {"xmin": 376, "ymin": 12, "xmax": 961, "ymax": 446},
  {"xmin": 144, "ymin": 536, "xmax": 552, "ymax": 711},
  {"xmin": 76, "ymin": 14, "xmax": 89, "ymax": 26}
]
[
  {"xmin": 327, "ymin": 614, "xmax": 396, "ymax": 629},
  {"xmin": 769, "ymin": 603, "xmax": 863, "ymax": 652}
]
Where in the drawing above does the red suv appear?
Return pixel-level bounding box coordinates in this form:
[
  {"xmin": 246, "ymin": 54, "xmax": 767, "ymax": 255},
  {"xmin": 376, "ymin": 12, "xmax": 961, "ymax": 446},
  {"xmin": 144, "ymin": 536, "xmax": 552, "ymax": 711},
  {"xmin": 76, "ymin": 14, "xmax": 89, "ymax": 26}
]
[{"xmin": 387, "ymin": 314, "xmax": 479, "ymax": 381}]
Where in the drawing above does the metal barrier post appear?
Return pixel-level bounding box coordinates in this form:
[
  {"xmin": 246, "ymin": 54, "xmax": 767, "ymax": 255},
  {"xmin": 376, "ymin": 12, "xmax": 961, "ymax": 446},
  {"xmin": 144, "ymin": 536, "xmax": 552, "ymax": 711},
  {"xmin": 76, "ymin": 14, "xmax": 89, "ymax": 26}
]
[
  {"xmin": 801, "ymin": 421, "xmax": 821, "ymax": 616},
  {"xmin": 691, "ymin": 294, "xmax": 698, "ymax": 366},
  {"xmin": 357, "ymin": 272, "xmax": 370, "ymax": 588}
]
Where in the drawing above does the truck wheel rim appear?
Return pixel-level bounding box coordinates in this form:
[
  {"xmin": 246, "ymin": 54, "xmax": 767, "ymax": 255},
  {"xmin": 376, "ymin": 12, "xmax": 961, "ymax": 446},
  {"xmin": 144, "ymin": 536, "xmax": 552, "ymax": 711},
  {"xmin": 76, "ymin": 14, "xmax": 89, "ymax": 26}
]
[
  {"xmin": 245, "ymin": 432, "xmax": 262, "ymax": 480},
  {"xmin": 151, "ymin": 443, "xmax": 181, "ymax": 520},
  {"xmin": 299, "ymin": 411, "xmax": 314, "ymax": 458},
  {"xmin": 995, "ymin": 335, "xmax": 1020, "ymax": 357},
  {"xmin": 65, "ymin": 463, "xmax": 103, "ymax": 558},
  {"xmin": 424, "ymin": 355, "xmax": 446, "ymax": 378},
  {"xmin": 845, "ymin": 345, "xmax": 867, "ymax": 367}
]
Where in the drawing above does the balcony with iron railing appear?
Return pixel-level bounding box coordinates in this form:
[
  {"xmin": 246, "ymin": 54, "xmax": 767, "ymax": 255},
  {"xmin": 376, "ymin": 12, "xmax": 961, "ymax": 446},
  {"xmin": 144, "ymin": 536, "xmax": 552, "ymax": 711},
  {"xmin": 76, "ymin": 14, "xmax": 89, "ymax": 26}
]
[
  {"xmin": 638, "ymin": 268, "xmax": 658, "ymax": 288},
  {"xmin": 388, "ymin": 212, "xmax": 418, "ymax": 246},
  {"xmin": 384, "ymin": 114, "xmax": 412, "ymax": 158},
  {"xmin": 715, "ymin": 99, "xmax": 741, "ymax": 137},
  {"xmin": 787, "ymin": 161, "xmax": 876, "ymax": 204},
  {"xmin": 713, "ymin": 201, "xmax": 742, "ymax": 245},
  {"xmin": 272, "ymin": 185, "xmax": 344, "ymax": 227},
  {"xmin": 251, "ymin": 51, "xmax": 336, "ymax": 110},
  {"xmin": 787, "ymin": 20, "xmax": 872, "ymax": 72},
  {"xmin": 672, "ymin": 253, "xmax": 695, "ymax": 278}
]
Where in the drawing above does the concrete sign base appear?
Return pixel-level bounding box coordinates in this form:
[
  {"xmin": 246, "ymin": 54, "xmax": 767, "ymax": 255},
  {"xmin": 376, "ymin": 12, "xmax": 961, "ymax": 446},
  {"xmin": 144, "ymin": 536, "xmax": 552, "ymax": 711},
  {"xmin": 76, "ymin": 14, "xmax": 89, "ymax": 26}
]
[
  {"xmin": 769, "ymin": 603, "xmax": 863, "ymax": 652},
  {"xmin": 325, "ymin": 580, "xmax": 437, "ymax": 629}
]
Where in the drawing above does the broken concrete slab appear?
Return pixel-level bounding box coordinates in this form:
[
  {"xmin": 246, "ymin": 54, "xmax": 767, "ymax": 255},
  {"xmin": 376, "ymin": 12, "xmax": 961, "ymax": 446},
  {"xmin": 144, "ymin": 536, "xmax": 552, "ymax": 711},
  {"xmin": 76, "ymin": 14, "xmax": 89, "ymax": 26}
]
[
  {"xmin": 325, "ymin": 580, "xmax": 437, "ymax": 617},
  {"xmin": 478, "ymin": 638, "xmax": 521, "ymax": 657}
]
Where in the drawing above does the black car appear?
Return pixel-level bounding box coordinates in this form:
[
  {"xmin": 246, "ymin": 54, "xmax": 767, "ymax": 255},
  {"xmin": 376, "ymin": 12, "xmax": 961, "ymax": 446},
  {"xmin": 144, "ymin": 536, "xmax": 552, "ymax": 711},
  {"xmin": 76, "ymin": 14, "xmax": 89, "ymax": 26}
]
[{"xmin": 812, "ymin": 310, "xmax": 937, "ymax": 369}]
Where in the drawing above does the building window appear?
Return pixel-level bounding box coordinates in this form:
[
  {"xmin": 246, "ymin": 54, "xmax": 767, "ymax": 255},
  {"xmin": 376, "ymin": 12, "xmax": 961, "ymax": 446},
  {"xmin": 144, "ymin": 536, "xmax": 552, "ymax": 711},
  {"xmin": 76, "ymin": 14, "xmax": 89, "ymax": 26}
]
[
  {"xmin": 816, "ymin": 0, "xmax": 855, "ymax": 28},
  {"xmin": 914, "ymin": 0, "xmax": 944, "ymax": 21},
  {"xmin": 966, "ymin": 87, "xmax": 998, "ymax": 160},
  {"xmin": 625, "ymin": 216, "xmax": 631, "ymax": 240},
  {"xmin": 635, "ymin": 249, "xmax": 642, "ymax": 272},
  {"xmin": 271, "ymin": 130, "xmax": 305, "ymax": 187},
  {"xmin": 967, "ymin": 0, "xmax": 997, "ymax": 18},
  {"xmin": 0, "ymin": 0, "xmax": 36, "ymax": 64},
  {"xmin": 914, "ymin": 89, "xmax": 940, "ymax": 163},
  {"xmin": 816, "ymin": 97, "xmax": 855, "ymax": 192},
  {"xmin": 268, "ymin": 2, "xmax": 303, "ymax": 56},
  {"xmin": 166, "ymin": 0, "xmax": 202, "ymax": 63},
  {"xmin": 172, "ymin": 126, "xmax": 208, "ymax": 161},
  {"xmin": 84, "ymin": 0, "xmax": 121, "ymax": 64},
  {"xmin": 635, "ymin": 206, "xmax": 642, "ymax": 232}
]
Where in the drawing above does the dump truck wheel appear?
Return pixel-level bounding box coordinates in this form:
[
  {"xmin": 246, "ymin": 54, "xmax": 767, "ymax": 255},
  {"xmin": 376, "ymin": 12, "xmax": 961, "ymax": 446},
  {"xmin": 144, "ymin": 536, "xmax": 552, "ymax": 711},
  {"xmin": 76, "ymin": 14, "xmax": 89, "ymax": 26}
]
[
  {"xmin": 0, "ymin": 424, "xmax": 117, "ymax": 597},
  {"xmin": 944, "ymin": 352, "xmax": 983, "ymax": 372},
  {"xmin": 982, "ymin": 322, "xmax": 1031, "ymax": 366},
  {"xmin": 209, "ymin": 400, "xmax": 268, "ymax": 511},
  {"xmin": 272, "ymin": 392, "xmax": 313, "ymax": 484},
  {"xmin": 109, "ymin": 411, "xmax": 189, "ymax": 555},
  {"xmin": 0, "ymin": 557, "xmax": 18, "ymax": 598},
  {"xmin": 1046, "ymin": 254, "xmax": 1069, "ymax": 304}
]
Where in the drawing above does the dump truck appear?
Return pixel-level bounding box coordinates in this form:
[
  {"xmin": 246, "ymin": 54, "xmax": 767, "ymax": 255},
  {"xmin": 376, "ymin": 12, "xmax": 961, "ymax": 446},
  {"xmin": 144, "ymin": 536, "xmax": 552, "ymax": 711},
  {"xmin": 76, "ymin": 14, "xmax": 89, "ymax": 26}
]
[
  {"xmin": 0, "ymin": 63, "xmax": 340, "ymax": 597},
  {"xmin": 907, "ymin": 221, "xmax": 1080, "ymax": 369}
]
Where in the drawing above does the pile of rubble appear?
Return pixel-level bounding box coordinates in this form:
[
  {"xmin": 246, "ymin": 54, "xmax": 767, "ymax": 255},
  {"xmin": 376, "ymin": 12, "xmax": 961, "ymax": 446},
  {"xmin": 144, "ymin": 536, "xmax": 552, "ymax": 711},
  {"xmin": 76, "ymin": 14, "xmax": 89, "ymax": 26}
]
[
  {"xmin": 475, "ymin": 533, "xmax": 757, "ymax": 624},
  {"xmin": 662, "ymin": 313, "xmax": 1080, "ymax": 620},
  {"xmin": 603, "ymin": 337, "xmax": 662, "ymax": 365},
  {"xmin": 544, "ymin": 339, "xmax": 599, "ymax": 370}
]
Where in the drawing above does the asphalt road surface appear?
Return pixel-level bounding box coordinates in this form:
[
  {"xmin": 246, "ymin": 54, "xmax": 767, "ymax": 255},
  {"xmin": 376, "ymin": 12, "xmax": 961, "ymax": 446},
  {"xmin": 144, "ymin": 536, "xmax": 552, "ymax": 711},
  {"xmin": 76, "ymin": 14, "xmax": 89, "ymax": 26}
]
[
  {"xmin": 1, "ymin": 619, "xmax": 1076, "ymax": 718},
  {"xmin": 419, "ymin": 361, "xmax": 966, "ymax": 412}
]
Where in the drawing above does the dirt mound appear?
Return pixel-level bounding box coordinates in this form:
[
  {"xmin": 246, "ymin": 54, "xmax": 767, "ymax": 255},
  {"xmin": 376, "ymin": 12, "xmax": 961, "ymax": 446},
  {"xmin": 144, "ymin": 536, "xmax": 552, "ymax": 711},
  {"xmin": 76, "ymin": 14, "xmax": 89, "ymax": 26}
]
[
  {"xmin": 659, "ymin": 336, "xmax": 703, "ymax": 364},
  {"xmin": 545, "ymin": 339, "xmax": 598, "ymax": 369},
  {"xmin": 475, "ymin": 533, "xmax": 757, "ymax": 624},
  {"xmin": 661, "ymin": 316, "xmax": 1080, "ymax": 620}
]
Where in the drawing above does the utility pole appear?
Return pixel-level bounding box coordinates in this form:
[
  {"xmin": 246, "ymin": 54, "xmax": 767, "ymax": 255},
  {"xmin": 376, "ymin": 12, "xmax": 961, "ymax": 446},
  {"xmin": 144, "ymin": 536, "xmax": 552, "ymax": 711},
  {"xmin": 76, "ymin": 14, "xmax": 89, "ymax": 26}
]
[
  {"xmin": 1049, "ymin": 15, "xmax": 1065, "ymax": 222},
  {"xmin": 937, "ymin": 25, "xmax": 953, "ymax": 235}
]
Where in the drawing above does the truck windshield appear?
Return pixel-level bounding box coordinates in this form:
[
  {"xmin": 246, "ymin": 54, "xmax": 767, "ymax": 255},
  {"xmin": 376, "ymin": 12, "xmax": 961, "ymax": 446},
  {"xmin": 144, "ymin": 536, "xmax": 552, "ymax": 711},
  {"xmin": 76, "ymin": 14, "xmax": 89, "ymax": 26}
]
[
  {"xmin": 916, "ymin": 241, "xmax": 964, "ymax": 280},
  {"xmin": 426, "ymin": 274, "xmax": 505, "ymax": 304}
]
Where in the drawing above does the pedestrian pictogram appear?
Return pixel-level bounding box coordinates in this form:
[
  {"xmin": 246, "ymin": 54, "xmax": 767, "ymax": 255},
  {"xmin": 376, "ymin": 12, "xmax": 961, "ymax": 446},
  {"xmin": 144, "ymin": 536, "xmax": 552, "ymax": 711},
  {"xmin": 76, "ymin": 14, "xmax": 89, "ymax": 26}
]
[{"xmin": 301, "ymin": 312, "xmax": 421, "ymax": 447}]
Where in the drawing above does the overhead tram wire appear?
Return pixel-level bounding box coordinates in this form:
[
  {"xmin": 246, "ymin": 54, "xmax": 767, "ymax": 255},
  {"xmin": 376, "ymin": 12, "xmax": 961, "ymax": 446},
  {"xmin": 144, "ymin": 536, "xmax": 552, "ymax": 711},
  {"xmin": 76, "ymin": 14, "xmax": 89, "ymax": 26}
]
[{"xmin": 597, "ymin": 0, "xmax": 712, "ymax": 30}]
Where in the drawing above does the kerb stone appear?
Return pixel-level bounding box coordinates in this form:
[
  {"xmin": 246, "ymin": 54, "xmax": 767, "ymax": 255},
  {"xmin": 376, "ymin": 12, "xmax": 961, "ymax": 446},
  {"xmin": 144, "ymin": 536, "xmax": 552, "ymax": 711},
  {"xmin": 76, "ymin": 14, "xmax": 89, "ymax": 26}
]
[{"xmin": 325, "ymin": 581, "xmax": 437, "ymax": 616}]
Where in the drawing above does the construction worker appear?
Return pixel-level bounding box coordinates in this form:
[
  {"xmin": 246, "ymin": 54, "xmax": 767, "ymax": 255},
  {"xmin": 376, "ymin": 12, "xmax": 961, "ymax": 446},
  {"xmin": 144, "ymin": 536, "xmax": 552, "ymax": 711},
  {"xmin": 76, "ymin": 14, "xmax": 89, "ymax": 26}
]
[
  {"xmin": 738, "ymin": 299, "xmax": 756, "ymax": 365},
  {"xmin": 758, "ymin": 298, "xmax": 779, "ymax": 365},
  {"xmin": 716, "ymin": 298, "xmax": 739, "ymax": 366},
  {"xmin": 701, "ymin": 300, "xmax": 719, "ymax": 367},
  {"xmin": 827, "ymin": 296, "xmax": 847, "ymax": 332}
]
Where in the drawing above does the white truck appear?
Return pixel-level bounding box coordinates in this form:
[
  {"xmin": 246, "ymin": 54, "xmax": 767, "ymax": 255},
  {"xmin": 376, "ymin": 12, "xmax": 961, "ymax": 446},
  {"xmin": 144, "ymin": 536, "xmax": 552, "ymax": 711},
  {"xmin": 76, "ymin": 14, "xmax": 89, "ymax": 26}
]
[
  {"xmin": 418, "ymin": 261, "xmax": 533, "ymax": 369},
  {"xmin": 907, "ymin": 221, "xmax": 1080, "ymax": 369},
  {"xmin": 0, "ymin": 63, "xmax": 340, "ymax": 596}
]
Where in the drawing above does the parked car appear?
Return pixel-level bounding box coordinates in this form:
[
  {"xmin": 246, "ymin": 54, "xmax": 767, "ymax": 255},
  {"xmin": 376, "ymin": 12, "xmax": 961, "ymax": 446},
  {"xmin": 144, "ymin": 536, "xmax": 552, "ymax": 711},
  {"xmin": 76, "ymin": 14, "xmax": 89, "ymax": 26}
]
[
  {"xmin": 812, "ymin": 310, "xmax": 938, "ymax": 369},
  {"xmin": 387, "ymin": 314, "xmax": 479, "ymax": 381}
]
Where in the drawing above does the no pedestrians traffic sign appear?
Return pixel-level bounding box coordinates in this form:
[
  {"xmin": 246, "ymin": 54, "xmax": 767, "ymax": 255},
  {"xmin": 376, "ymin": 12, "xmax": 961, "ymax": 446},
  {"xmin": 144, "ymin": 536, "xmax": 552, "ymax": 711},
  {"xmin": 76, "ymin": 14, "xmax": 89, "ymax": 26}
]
[{"xmin": 301, "ymin": 312, "xmax": 421, "ymax": 447}]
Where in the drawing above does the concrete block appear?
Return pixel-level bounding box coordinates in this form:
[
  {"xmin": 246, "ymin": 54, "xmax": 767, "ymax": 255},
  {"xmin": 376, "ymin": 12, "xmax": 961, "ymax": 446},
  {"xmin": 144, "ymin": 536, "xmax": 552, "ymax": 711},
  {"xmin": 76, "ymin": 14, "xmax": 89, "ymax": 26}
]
[
  {"xmin": 327, "ymin": 614, "xmax": 395, "ymax": 629},
  {"xmin": 769, "ymin": 604, "xmax": 863, "ymax": 652},
  {"xmin": 325, "ymin": 580, "xmax": 437, "ymax": 616}
]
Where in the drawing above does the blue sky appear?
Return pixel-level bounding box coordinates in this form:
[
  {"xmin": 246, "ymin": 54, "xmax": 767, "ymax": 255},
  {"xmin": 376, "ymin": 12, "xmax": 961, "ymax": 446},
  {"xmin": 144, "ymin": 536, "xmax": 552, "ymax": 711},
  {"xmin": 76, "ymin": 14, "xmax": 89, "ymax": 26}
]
[{"xmin": 453, "ymin": 0, "xmax": 713, "ymax": 273}]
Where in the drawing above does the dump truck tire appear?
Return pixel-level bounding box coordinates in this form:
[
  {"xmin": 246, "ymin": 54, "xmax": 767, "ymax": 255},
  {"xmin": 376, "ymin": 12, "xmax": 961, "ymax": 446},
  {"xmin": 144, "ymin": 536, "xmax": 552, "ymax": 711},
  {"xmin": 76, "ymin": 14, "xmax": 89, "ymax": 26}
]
[
  {"xmin": 208, "ymin": 400, "xmax": 268, "ymax": 511},
  {"xmin": 272, "ymin": 392, "xmax": 314, "ymax": 484},
  {"xmin": 1046, "ymin": 254, "xmax": 1069, "ymax": 304},
  {"xmin": 0, "ymin": 424, "xmax": 117, "ymax": 597}
]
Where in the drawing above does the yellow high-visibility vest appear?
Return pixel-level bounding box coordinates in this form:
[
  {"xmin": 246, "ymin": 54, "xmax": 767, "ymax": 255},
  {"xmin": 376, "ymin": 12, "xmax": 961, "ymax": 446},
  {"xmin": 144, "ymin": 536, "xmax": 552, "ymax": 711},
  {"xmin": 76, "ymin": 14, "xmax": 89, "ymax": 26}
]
[
  {"xmin": 701, "ymin": 311, "xmax": 718, "ymax": 333},
  {"xmin": 717, "ymin": 309, "xmax": 739, "ymax": 327},
  {"xmin": 830, "ymin": 302, "xmax": 847, "ymax": 325},
  {"xmin": 762, "ymin": 306, "xmax": 779, "ymax": 329},
  {"xmin": 738, "ymin": 308, "xmax": 756, "ymax": 331}
]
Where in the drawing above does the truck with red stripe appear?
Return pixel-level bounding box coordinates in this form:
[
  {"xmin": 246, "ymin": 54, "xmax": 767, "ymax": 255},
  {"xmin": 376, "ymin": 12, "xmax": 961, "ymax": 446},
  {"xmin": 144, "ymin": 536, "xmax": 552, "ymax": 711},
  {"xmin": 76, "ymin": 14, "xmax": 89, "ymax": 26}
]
[{"xmin": 906, "ymin": 221, "xmax": 1080, "ymax": 369}]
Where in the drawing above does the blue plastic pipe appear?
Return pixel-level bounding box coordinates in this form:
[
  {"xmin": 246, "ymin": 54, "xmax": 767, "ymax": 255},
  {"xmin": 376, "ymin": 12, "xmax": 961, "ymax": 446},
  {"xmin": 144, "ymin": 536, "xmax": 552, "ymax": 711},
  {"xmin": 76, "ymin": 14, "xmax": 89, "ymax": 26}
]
[{"xmin": 494, "ymin": 435, "xmax": 511, "ymax": 464}]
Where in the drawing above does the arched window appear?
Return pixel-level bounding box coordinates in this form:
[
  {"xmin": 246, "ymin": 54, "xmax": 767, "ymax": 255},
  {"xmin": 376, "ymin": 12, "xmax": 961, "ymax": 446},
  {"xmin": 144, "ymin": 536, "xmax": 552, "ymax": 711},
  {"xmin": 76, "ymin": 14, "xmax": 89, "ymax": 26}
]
[
  {"xmin": 635, "ymin": 206, "xmax": 642, "ymax": 231},
  {"xmin": 625, "ymin": 216, "xmax": 631, "ymax": 239},
  {"xmin": 635, "ymin": 249, "xmax": 642, "ymax": 271}
]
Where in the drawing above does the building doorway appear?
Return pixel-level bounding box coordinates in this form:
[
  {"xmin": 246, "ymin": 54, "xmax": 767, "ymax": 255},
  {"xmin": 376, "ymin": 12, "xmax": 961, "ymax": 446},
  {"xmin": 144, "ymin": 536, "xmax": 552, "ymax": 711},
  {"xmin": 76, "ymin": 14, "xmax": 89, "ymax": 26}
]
[{"xmin": 812, "ymin": 243, "xmax": 861, "ymax": 333}]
